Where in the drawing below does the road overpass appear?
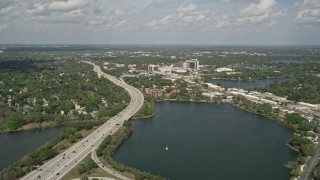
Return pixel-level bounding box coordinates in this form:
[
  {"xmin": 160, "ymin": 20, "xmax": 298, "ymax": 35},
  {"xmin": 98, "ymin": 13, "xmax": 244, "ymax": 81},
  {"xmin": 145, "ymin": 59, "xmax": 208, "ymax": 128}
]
[{"xmin": 21, "ymin": 61, "xmax": 144, "ymax": 180}]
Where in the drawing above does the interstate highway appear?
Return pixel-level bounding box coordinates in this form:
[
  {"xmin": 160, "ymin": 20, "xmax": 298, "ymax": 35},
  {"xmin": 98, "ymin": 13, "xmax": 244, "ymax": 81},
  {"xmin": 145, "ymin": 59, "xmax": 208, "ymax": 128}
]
[{"xmin": 21, "ymin": 61, "xmax": 144, "ymax": 180}]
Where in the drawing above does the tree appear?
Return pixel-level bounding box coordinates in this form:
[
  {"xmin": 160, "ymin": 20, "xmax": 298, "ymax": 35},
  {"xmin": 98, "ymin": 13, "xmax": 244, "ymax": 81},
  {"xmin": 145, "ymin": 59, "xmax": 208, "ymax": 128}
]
[
  {"xmin": 80, "ymin": 174, "xmax": 89, "ymax": 180},
  {"xmin": 285, "ymin": 113, "xmax": 304, "ymax": 124},
  {"xmin": 78, "ymin": 159, "xmax": 98, "ymax": 173},
  {"xmin": 31, "ymin": 112, "xmax": 43, "ymax": 123},
  {"xmin": 86, "ymin": 159, "xmax": 98, "ymax": 169},
  {"xmin": 74, "ymin": 132, "xmax": 82, "ymax": 139},
  {"xmin": 256, "ymin": 104, "xmax": 272, "ymax": 115},
  {"xmin": 289, "ymin": 135, "xmax": 311, "ymax": 146},
  {"xmin": 3, "ymin": 112, "xmax": 26, "ymax": 130},
  {"xmin": 97, "ymin": 107, "xmax": 108, "ymax": 118},
  {"xmin": 301, "ymin": 144, "xmax": 316, "ymax": 156},
  {"xmin": 34, "ymin": 104, "xmax": 43, "ymax": 113},
  {"xmin": 298, "ymin": 122, "xmax": 311, "ymax": 132}
]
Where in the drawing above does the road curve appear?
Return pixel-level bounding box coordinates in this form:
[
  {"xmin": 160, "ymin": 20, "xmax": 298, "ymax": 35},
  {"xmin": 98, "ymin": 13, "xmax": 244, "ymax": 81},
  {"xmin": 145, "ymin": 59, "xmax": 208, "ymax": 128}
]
[
  {"xmin": 20, "ymin": 61, "xmax": 144, "ymax": 180},
  {"xmin": 91, "ymin": 149, "xmax": 131, "ymax": 180}
]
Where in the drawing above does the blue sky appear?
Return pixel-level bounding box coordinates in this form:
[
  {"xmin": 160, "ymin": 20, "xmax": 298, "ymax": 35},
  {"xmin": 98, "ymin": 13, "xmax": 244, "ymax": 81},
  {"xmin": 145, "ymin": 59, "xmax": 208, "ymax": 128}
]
[{"xmin": 0, "ymin": 0, "xmax": 319, "ymax": 45}]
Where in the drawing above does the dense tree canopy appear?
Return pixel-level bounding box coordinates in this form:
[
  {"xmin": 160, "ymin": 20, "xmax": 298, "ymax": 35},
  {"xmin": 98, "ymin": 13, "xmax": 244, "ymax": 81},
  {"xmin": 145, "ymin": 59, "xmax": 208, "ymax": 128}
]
[
  {"xmin": 0, "ymin": 53, "xmax": 130, "ymax": 130},
  {"xmin": 262, "ymin": 76, "xmax": 320, "ymax": 103}
]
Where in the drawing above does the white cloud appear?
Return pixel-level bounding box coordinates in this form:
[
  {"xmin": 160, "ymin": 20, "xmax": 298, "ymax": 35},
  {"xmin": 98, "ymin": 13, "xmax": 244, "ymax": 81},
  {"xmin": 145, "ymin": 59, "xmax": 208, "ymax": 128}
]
[
  {"xmin": 237, "ymin": 13, "xmax": 269, "ymax": 24},
  {"xmin": 146, "ymin": 15, "xmax": 174, "ymax": 28},
  {"xmin": 0, "ymin": 22, "xmax": 8, "ymax": 32},
  {"xmin": 303, "ymin": 0, "xmax": 320, "ymax": 6},
  {"xmin": 48, "ymin": 0, "xmax": 90, "ymax": 11},
  {"xmin": 63, "ymin": 9, "xmax": 84, "ymax": 18},
  {"xmin": 177, "ymin": 3, "xmax": 198, "ymax": 12},
  {"xmin": 115, "ymin": 19, "xmax": 127, "ymax": 27},
  {"xmin": 151, "ymin": 0, "xmax": 172, "ymax": 7},
  {"xmin": 295, "ymin": 8, "xmax": 320, "ymax": 23},
  {"xmin": 114, "ymin": 9, "xmax": 125, "ymax": 16},
  {"xmin": 241, "ymin": 0, "xmax": 276, "ymax": 15},
  {"xmin": 182, "ymin": 14, "xmax": 205, "ymax": 23},
  {"xmin": 211, "ymin": 15, "xmax": 231, "ymax": 30},
  {"xmin": 215, "ymin": 20, "xmax": 229, "ymax": 29},
  {"xmin": 87, "ymin": 11, "xmax": 127, "ymax": 27},
  {"xmin": 0, "ymin": 0, "xmax": 318, "ymax": 44},
  {"xmin": 88, "ymin": 18, "xmax": 107, "ymax": 26},
  {"xmin": 220, "ymin": 0, "xmax": 253, "ymax": 4},
  {"xmin": 236, "ymin": 0, "xmax": 283, "ymax": 27},
  {"xmin": 0, "ymin": 5, "xmax": 15, "ymax": 15},
  {"xmin": 295, "ymin": 0, "xmax": 320, "ymax": 24},
  {"xmin": 175, "ymin": 3, "xmax": 207, "ymax": 24},
  {"xmin": 270, "ymin": 10, "xmax": 285, "ymax": 18},
  {"xmin": 27, "ymin": 3, "xmax": 46, "ymax": 15},
  {"xmin": 201, "ymin": 14, "xmax": 234, "ymax": 32}
]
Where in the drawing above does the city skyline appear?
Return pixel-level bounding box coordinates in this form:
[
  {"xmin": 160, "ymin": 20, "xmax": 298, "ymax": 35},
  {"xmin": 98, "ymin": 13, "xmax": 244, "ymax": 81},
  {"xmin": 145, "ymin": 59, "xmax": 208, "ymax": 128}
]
[{"xmin": 0, "ymin": 0, "xmax": 319, "ymax": 45}]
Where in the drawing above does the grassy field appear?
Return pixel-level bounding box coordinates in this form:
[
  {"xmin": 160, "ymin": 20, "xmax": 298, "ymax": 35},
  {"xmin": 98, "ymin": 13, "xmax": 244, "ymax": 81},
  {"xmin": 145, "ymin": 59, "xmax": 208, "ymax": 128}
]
[
  {"xmin": 52, "ymin": 128, "xmax": 95, "ymax": 155},
  {"xmin": 97, "ymin": 155, "xmax": 135, "ymax": 180},
  {"xmin": 61, "ymin": 153, "xmax": 119, "ymax": 180}
]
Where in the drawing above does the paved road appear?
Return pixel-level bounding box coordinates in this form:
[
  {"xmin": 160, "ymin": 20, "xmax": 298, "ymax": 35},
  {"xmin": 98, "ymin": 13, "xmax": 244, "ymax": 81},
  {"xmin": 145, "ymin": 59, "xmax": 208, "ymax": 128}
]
[
  {"xmin": 21, "ymin": 61, "xmax": 144, "ymax": 180},
  {"xmin": 300, "ymin": 142, "xmax": 320, "ymax": 180},
  {"xmin": 91, "ymin": 149, "xmax": 131, "ymax": 180}
]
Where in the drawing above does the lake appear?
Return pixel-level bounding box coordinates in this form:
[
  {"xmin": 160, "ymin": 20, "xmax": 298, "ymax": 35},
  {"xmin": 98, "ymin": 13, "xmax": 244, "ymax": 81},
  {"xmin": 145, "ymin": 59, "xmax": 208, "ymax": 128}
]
[
  {"xmin": 0, "ymin": 126, "xmax": 66, "ymax": 170},
  {"xmin": 113, "ymin": 102, "xmax": 297, "ymax": 180}
]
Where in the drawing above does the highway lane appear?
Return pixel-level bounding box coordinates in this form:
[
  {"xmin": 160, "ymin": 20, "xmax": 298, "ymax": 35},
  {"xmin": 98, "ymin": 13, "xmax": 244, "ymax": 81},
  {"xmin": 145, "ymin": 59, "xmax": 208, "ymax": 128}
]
[{"xmin": 21, "ymin": 61, "xmax": 144, "ymax": 180}]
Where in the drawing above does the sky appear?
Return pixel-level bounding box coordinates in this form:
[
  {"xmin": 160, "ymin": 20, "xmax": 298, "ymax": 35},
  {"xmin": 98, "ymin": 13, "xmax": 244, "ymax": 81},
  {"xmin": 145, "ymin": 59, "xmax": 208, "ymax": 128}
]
[{"xmin": 0, "ymin": 0, "xmax": 319, "ymax": 45}]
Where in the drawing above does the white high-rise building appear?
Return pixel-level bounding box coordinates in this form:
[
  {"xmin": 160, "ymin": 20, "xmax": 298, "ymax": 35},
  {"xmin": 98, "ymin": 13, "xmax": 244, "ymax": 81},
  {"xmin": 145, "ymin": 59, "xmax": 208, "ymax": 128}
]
[
  {"xmin": 185, "ymin": 59, "xmax": 199, "ymax": 71},
  {"xmin": 148, "ymin": 64, "xmax": 157, "ymax": 73}
]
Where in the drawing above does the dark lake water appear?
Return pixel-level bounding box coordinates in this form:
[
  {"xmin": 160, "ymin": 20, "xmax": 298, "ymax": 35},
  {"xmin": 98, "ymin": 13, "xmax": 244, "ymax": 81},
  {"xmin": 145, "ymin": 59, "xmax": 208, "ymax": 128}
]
[
  {"xmin": 113, "ymin": 102, "xmax": 297, "ymax": 180},
  {"xmin": 0, "ymin": 126, "xmax": 66, "ymax": 170},
  {"xmin": 212, "ymin": 77, "xmax": 298, "ymax": 89}
]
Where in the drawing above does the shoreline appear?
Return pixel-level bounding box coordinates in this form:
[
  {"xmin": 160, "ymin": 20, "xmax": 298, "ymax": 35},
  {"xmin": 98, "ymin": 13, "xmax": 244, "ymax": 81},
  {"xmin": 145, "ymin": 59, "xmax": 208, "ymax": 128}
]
[
  {"xmin": 121, "ymin": 98, "xmax": 309, "ymax": 176},
  {"xmin": 0, "ymin": 99, "xmax": 216, "ymax": 131},
  {"xmin": 133, "ymin": 112, "xmax": 155, "ymax": 120},
  {"xmin": 212, "ymin": 76, "xmax": 299, "ymax": 79},
  {"xmin": 0, "ymin": 119, "xmax": 105, "ymax": 133},
  {"xmin": 108, "ymin": 98, "xmax": 302, "ymax": 179},
  {"xmin": 0, "ymin": 97, "xmax": 310, "ymax": 179},
  {"xmin": 211, "ymin": 76, "xmax": 300, "ymax": 82},
  {"xmin": 133, "ymin": 99, "xmax": 219, "ymax": 120}
]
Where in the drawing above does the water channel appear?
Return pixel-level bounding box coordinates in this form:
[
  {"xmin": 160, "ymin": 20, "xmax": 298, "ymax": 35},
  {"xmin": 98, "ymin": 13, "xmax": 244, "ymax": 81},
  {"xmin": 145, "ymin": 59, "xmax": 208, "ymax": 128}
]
[
  {"xmin": 212, "ymin": 77, "xmax": 298, "ymax": 89},
  {"xmin": 0, "ymin": 126, "xmax": 66, "ymax": 170},
  {"xmin": 113, "ymin": 102, "xmax": 297, "ymax": 180}
]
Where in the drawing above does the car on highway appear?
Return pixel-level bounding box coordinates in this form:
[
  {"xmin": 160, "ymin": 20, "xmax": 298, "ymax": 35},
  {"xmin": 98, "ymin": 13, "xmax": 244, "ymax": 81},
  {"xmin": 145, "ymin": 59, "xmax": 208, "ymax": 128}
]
[{"xmin": 20, "ymin": 62, "xmax": 144, "ymax": 180}]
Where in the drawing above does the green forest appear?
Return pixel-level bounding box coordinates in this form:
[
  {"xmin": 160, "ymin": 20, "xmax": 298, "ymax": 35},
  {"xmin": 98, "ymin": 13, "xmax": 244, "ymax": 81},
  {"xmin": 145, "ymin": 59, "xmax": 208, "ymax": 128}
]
[
  {"xmin": 0, "ymin": 52, "xmax": 129, "ymax": 131},
  {"xmin": 261, "ymin": 76, "xmax": 320, "ymax": 103}
]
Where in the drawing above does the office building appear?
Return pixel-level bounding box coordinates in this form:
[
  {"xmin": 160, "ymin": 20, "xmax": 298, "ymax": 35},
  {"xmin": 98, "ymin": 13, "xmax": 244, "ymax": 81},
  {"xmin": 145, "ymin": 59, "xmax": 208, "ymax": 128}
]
[{"xmin": 185, "ymin": 59, "xmax": 199, "ymax": 71}]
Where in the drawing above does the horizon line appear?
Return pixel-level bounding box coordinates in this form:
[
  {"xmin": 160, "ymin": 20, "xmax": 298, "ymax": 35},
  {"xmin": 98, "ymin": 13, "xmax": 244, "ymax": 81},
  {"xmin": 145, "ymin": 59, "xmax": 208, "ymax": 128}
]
[{"xmin": 1, "ymin": 43, "xmax": 320, "ymax": 47}]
